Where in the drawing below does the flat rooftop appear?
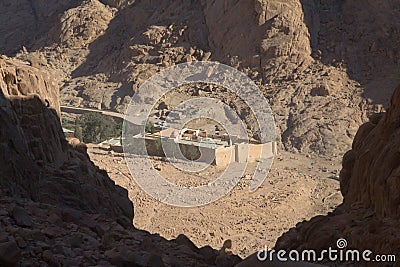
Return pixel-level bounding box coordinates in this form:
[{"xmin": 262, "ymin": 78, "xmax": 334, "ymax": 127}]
[{"xmin": 176, "ymin": 139, "xmax": 229, "ymax": 149}]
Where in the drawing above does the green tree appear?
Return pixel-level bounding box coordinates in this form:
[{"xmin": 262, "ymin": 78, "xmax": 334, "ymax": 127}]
[
  {"xmin": 62, "ymin": 117, "xmax": 75, "ymax": 130},
  {"xmin": 74, "ymin": 124, "xmax": 83, "ymax": 141},
  {"xmin": 145, "ymin": 120, "xmax": 155, "ymax": 134},
  {"xmin": 75, "ymin": 113, "xmax": 121, "ymax": 143}
]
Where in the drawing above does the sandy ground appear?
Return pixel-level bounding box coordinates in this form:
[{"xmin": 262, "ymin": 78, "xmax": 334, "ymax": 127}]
[{"xmin": 87, "ymin": 145, "xmax": 342, "ymax": 258}]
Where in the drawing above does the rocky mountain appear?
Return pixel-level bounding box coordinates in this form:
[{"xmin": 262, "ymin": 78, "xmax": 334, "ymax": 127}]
[
  {"xmin": 1, "ymin": 0, "xmax": 398, "ymax": 159},
  {"xmin": 1, "ymin": 0, "xmax": 400, "ymax": 266}
]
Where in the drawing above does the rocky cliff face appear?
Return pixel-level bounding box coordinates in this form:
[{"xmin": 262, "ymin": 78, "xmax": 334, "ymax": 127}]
[
  {"xmin": 340, "ymin": 85, "xmax": 400, "ymax": 217},
  {"xmin": 202, "ymin": 0, "xmax": 312, "ymax": 70},
  {"xmin": 274, "ymin": 85, "xmax": 400, "ymax": 263},
  {"xmin": 0, "ymin": 56, "xmax": 132, "ymax": 219},
  {"xmin": 301, "ymin": 0, "xmax": 400, "ymax": 104},
  {"xmin": 0, "ymin": 0, "xmax": 83, "ymax": 54}
]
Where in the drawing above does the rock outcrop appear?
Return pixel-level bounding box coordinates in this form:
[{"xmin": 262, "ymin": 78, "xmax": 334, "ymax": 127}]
[
  {"xmin": 0, "ymin": 56, "xmax": 132, "ymax": 219},
  {"xmin": 273, "ymin": 85, "xmax": 400, "ymax": 265},
  {"xmin": 301, "ymin": 0, "xmax": 400, "ymax": 104},
  {"xmin": 0, "ymin": 0, "xmax": 82, "ymax": 54}
]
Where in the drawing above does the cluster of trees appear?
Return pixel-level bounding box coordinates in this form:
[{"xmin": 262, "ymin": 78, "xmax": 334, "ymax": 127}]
[
  {"xmin": 73, "ymin": 113, "xmax": 122, "ymax": 143},
  {"xmin": 65, "ymin": 114, "xmax": 158, "ymax": 144}
]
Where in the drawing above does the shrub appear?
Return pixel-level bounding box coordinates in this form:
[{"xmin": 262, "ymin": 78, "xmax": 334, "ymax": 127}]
[{"xmin": 75, "ymin": 113, "xmax": 121, "ymax": 143}]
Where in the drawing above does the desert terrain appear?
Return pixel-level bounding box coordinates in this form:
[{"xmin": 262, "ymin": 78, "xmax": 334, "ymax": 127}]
[{"xmin": 88, "ymin": 145, "xmax": 342, "ymax": 258}]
